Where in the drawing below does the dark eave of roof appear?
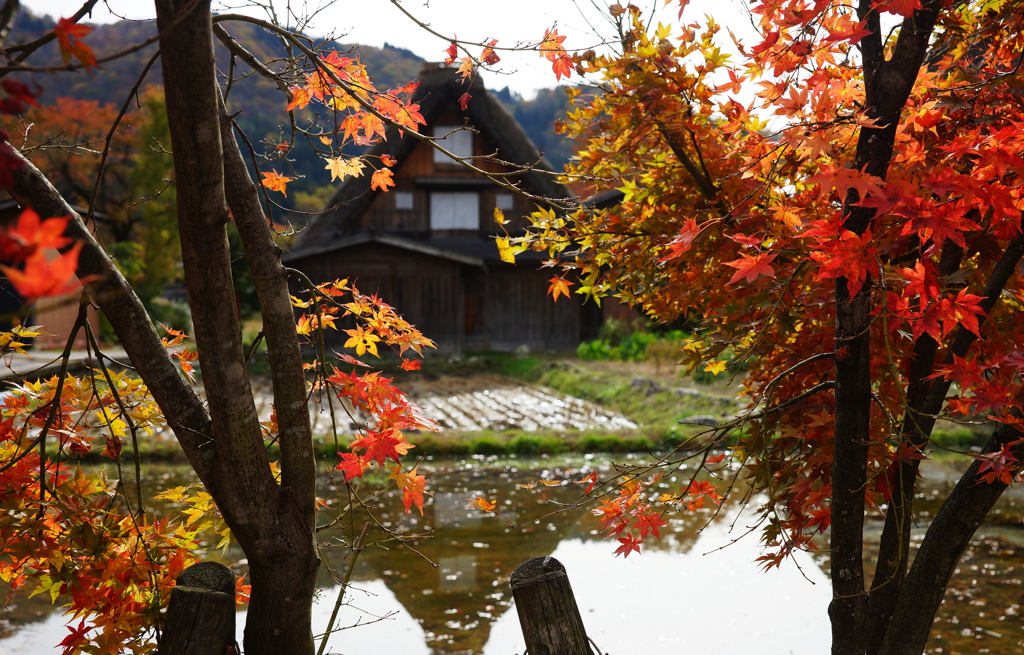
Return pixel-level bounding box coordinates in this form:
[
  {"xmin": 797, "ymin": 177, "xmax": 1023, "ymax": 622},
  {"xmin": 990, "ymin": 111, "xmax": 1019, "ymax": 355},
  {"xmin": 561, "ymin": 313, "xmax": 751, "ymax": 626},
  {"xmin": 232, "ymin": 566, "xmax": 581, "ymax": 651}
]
[{"xmin": 282, "ymin": 232, "xmax": 486, "ymax": 268}]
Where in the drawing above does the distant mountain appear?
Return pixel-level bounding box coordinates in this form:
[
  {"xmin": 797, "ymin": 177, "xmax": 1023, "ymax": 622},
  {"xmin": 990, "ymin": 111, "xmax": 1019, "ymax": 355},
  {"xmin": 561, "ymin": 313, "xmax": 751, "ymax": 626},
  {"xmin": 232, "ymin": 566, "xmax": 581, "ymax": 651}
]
[
  {"xmin": 8, "ymin": 11, "xmax": 574, "ymax": 202},
  {"xmin": 493, "ymin": 86, "xmax": 576, "ymax": 171}
]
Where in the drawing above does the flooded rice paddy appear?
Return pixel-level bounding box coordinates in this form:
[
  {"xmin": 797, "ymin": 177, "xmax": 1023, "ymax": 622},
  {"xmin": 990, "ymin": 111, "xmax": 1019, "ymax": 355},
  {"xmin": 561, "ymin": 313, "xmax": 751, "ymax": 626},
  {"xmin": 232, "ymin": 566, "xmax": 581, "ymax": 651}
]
[
  {"xmin": 212, "ymin": 377, "xmax": 640, "ymax": 437},
  {"xmin": 0, "ymin": 455, "xmax": 1020, "ymax": 655}
]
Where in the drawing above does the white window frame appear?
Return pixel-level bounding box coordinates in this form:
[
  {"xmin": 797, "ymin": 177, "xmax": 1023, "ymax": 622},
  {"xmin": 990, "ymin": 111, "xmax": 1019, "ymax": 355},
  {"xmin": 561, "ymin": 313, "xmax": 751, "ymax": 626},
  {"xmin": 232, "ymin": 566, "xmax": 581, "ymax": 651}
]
[
  {"xmin": 430, "ymin": 192, "xmax": 479, "ymax": 230},
  {"xmin": 394, "ymin": 191, "xmax": 414, "ymax": 210},
  {"xmin": 432, "ymin": 125, "xmax": 473, "ymax": 164}
]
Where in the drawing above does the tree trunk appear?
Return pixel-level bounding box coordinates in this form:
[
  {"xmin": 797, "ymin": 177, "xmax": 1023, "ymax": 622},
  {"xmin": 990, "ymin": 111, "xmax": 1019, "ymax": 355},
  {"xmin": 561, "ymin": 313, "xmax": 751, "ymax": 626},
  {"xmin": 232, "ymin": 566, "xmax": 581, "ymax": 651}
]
[
  {"xmin": 878, "ymin": 423, "xmax": 1024, "ymax": 655},
  {"xmin": 153, "ymin": 2, "xmax": 318, "ymax": 653}
]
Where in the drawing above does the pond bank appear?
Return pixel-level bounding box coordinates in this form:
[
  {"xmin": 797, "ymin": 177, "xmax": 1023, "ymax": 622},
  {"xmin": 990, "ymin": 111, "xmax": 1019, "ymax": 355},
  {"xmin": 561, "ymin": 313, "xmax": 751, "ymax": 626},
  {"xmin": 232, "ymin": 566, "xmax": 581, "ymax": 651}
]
[{"xmin": 66, "ymin": 352, "xmax": 991, "ymax": 461}]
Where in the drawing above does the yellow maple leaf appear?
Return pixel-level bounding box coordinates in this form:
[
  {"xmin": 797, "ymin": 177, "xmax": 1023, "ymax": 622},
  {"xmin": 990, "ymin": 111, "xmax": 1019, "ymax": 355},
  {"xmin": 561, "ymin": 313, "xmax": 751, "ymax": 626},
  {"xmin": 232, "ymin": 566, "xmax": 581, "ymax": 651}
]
[
  {"xmin": 703, "ymin": 360, "xmax": 728, "ymax": 376},
  {"xmin": 325, "ymin": 156, "xmax": 365, "ymax": 182}
]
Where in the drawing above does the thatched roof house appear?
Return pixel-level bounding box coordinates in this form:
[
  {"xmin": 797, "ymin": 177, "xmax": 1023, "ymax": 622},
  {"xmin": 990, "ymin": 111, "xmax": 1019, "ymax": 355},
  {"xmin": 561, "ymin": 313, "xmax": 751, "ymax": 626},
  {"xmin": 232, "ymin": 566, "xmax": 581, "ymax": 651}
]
[{"xmin": 284, "ymin": 64, "xmax": 600, "ymax": 352}]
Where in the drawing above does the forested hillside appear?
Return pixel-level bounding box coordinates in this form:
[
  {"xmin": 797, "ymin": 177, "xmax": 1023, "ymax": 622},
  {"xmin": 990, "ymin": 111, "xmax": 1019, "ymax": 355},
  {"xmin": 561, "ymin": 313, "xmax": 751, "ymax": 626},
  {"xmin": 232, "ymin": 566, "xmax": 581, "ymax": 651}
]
[{"xmin": 9, "ymin": 10, "xmax": 574, "ymax": 204}]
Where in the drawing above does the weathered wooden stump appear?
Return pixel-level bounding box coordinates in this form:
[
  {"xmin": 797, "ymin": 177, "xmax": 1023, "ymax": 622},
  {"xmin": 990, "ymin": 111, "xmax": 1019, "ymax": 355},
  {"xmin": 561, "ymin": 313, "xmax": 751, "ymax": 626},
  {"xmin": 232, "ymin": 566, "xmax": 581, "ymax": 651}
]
[
  {"xmin": 510, "ymin": 556, "xmax": 593, "ymax": 655},
  {"xmin": 158, "ymin": 561, "xmax": 236, "ymax": 655}
]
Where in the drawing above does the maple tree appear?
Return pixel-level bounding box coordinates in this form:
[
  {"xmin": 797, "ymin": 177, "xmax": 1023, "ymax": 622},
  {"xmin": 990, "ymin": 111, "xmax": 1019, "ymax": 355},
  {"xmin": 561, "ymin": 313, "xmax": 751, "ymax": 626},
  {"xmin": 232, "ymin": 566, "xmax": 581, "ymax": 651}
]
[
  {"xmin": 0, "ymin": 1, "xmax": 586, "ymax": 653},
  {"xmin": 506, "ymin": 1, "xmax": 1024, "ymax": 654}
]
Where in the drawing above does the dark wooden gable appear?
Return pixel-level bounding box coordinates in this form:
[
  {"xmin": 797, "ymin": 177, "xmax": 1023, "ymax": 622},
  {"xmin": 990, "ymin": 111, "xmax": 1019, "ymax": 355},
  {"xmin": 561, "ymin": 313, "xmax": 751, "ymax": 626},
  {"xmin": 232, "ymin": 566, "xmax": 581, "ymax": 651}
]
[{"xmin": 291, "ymin": 64, "xmax": 571, "ymax": 250}]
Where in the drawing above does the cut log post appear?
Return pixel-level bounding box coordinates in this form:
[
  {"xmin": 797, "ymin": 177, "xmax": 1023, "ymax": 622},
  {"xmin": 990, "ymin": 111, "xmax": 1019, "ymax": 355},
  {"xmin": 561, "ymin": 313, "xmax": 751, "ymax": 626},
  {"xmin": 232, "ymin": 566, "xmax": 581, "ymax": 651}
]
[
  {"xmin": 159, "ymin": 561, "xmax": 236, "ymax": 655},
  {"xmin": 510, "ymin": 556, "xmax": 593, "ymax": 655}
]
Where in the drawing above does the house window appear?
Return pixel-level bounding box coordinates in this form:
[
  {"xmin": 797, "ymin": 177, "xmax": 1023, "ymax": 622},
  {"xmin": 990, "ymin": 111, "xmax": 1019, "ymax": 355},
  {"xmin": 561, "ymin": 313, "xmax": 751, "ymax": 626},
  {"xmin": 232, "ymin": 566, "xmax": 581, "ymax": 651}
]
[
  {"xmin": 432, "ymin": 125, "xmax": 473, "ymax": 164},
  {"xmin": 430, "ymin": 192, "xmax": 479, "ymax": 230},
  {"xmin": 395, "ymin": 191, "xmax": 414, "ymax": 210},
  {"xmin": 495, "ymin": 193, "xmax": 514, "ymax": 210}
]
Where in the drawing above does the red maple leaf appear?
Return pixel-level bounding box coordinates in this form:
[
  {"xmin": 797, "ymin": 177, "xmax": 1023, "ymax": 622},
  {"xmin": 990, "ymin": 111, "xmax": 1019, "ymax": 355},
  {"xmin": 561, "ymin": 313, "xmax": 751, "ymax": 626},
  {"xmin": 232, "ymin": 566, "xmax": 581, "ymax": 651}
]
[
  {"xmin": 940, "ymin": 289, "xmax": 986, "ymax": 338},
  {"xmin": 0, "ymin": 208, "xmax": 73, "ymax": 260},
  {"xmin": 809, "ymin": 228, "xmax": 877, "ymax": 297},
  {"xmin": 399, "ymin": 358, "xmax": 421, "ymax": 371},
  {"xmin": 335, "ymin": 452, "xmax": 369, "ymax": 481},
  {"xmin": 58, "ymin": 619, "xmax": 92, "ymax": 655},
  {"xmin": 349, "ymin": 429, "xmax": 413, "ymax": 465},
  {"xmin": 55, "ymin": 18, "xmax": 97, "ymax": 70},
  {"xmin": 481, "ymin": 39, "xmax": 500, "ymax": 65},
  {"xmin": 444, "ymin": 41, "xmax": 458, "ymax": 65},
  {"xmin": 634, "ymin": 511, "xmax": 668, "ymax": 539},
  {"xmin": 613, "ymin": 534, "xmax": 643, "ymax": 558},
  {"xmin": 723, "ymin": 252, "xmax": 776, "ymax": 286}
]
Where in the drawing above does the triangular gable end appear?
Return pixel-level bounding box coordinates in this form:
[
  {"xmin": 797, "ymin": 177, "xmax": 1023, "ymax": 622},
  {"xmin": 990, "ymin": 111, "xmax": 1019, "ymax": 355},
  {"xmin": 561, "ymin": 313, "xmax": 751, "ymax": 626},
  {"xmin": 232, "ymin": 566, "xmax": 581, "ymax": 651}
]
[{"xmin": 290, "ymin": 64, "xmax": 571, "ymax": 255}]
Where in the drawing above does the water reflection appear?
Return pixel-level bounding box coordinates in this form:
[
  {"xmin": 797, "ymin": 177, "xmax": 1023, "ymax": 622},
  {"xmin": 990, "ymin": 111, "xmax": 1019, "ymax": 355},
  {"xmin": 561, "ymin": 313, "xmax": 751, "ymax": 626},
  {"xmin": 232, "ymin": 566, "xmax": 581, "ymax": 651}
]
[
  {"xmin": 2, "ymin": 456, "xmax": 1021, "ymax": 654},
  {"xmin": 306, "ymin": 458, "xmax": 831, "ymax": 654}
]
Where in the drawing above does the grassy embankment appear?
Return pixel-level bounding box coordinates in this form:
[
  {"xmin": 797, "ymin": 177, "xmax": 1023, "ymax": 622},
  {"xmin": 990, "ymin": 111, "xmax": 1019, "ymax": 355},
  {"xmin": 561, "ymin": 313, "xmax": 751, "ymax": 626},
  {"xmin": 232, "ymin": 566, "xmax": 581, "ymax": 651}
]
[
  {"xmin": 107, "ymin": 350, "xmax": 990, "ymax": 461},
  {"xmin": 337, "ymin": 352, "xmax": 989, "ymax": 459}
]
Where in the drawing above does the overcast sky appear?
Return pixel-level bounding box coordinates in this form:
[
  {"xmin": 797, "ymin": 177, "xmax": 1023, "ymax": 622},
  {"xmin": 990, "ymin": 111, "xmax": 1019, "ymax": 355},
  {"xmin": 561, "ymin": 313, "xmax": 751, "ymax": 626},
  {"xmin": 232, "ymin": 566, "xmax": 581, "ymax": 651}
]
[{"xmin": 21, "ymin": 0, "xmax": 756, "ymax": 96}]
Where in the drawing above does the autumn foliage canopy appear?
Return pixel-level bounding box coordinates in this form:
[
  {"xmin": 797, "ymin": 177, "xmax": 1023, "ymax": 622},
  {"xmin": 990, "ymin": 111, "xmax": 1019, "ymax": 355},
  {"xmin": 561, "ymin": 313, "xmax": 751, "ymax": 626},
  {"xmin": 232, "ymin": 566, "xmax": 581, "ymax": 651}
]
[{"xmin": 2, "ymin": 1, "xmax": 1024, "ymax": 654}]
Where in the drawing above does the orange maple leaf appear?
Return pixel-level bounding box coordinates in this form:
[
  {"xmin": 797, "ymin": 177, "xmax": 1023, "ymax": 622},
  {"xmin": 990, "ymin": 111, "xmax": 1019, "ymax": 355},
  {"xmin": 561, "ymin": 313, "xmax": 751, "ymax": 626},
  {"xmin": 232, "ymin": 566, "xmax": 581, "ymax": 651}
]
[
  {"xmin": 1, "ymin": 243, "xmax": 83, "ymax": 300},
  {"xmin": 286, "ymin": 85, "xmax": 313, "ymax": 111},
  {"xmin": 467, "ymin": 496, "xmax": 497, "ymax": 512},
  {"xmin": 391, "ymin": 465, "xmax": 427, "ymax": 514},
  {"xmin": 261, "ymin": 170, "xmax": 294, "ymax": 196},
  {"xmin": 807, "ymin": 164, "xmax": 886, "ymax": 203},
  {"xmin": 55, "ymin": 18, "xmax": 97, "ymax": 70},
  {"xmin": 540, "ymin": 28, "xmax": 573, "ymax": 81},
  {"xmin": 548, "ymin": 276, "xmax": 574, "ymax": 301},
  {"xmin": 370, "ymin": 167, "xmax": 395, "ymax": 192}
]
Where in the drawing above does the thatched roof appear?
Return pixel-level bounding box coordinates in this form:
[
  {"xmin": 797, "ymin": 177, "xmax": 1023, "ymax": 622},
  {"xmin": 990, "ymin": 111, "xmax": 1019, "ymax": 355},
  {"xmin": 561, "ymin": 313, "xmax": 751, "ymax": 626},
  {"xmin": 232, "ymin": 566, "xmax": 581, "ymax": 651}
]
[{"xmin": 289, "ymin": 64, "xmax": 572, "ymax": 254}]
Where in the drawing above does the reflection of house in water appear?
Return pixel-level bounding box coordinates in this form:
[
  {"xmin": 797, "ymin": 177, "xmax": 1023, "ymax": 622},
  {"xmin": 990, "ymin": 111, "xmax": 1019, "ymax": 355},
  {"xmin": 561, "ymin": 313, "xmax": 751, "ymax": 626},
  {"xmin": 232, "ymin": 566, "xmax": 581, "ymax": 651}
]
[
  {"xmin": 438, "ymin": 555, "xmax": 476, "ymax": 594},
  {"xmin": 316, "ymin": 466, "xmax": 731, "ymax": 654}
]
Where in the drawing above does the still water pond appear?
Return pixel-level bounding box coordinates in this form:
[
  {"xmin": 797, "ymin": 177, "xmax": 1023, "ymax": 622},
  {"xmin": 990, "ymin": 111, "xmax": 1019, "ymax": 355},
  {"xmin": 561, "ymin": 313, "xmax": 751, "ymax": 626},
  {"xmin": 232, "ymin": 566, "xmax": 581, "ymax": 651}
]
[{"xmin": 1, "ymin": 455, "xmax": 1021, "ymax": 654}]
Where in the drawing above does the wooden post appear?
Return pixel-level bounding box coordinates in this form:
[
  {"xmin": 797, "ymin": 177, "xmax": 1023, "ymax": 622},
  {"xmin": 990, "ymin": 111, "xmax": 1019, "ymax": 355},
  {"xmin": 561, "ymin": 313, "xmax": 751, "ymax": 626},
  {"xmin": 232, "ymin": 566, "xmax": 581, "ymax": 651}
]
[
  {"xmin": 159, "ymin": 561, "xmax": 236, "ymax": 655},
  {"xmin": 510, "ymin": 556, "xmax": 593, "ymax": 655}
]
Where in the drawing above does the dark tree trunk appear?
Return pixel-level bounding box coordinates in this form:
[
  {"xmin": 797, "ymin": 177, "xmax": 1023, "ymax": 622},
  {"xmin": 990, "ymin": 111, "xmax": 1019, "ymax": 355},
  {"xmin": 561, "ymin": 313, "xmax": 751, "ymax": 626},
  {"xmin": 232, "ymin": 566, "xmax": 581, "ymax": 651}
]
[
  {"xmin": 152, "ymin": 2, "xmax": 319, "ymax": 654},
  {"xmin": 830, "ymin": 2, "xmax": 942, "ymax": 653}
]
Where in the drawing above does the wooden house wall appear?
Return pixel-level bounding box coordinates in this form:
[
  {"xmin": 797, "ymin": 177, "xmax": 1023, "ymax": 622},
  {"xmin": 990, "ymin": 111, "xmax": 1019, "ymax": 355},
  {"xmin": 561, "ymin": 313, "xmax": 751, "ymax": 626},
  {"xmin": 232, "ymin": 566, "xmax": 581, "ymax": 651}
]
[
  {"xmin": 477, "ymin": 267, "xmax": 595, "ymax": 351},
  {"xmin": 290, "ymin": 244, "xmax": 599, "ymax": 353},
  {"xmin": 289, "ymin": 243, "xmax": 465, "ymax": 351},
  {"xmin": 33, "ymin": 293, "xmax": 98, "ymax": 350}
]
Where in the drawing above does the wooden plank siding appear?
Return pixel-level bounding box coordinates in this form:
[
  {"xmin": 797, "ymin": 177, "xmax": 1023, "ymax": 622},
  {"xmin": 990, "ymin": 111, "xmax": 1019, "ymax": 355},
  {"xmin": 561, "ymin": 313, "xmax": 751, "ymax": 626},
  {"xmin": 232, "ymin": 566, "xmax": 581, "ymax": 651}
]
[
  {"xmin": 289, "ymin": 242, "xmax": 464, "ymax": 352},
  {"xmin": 288, "ymin": 242, "xmax": 597, "ymax": 353}
]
